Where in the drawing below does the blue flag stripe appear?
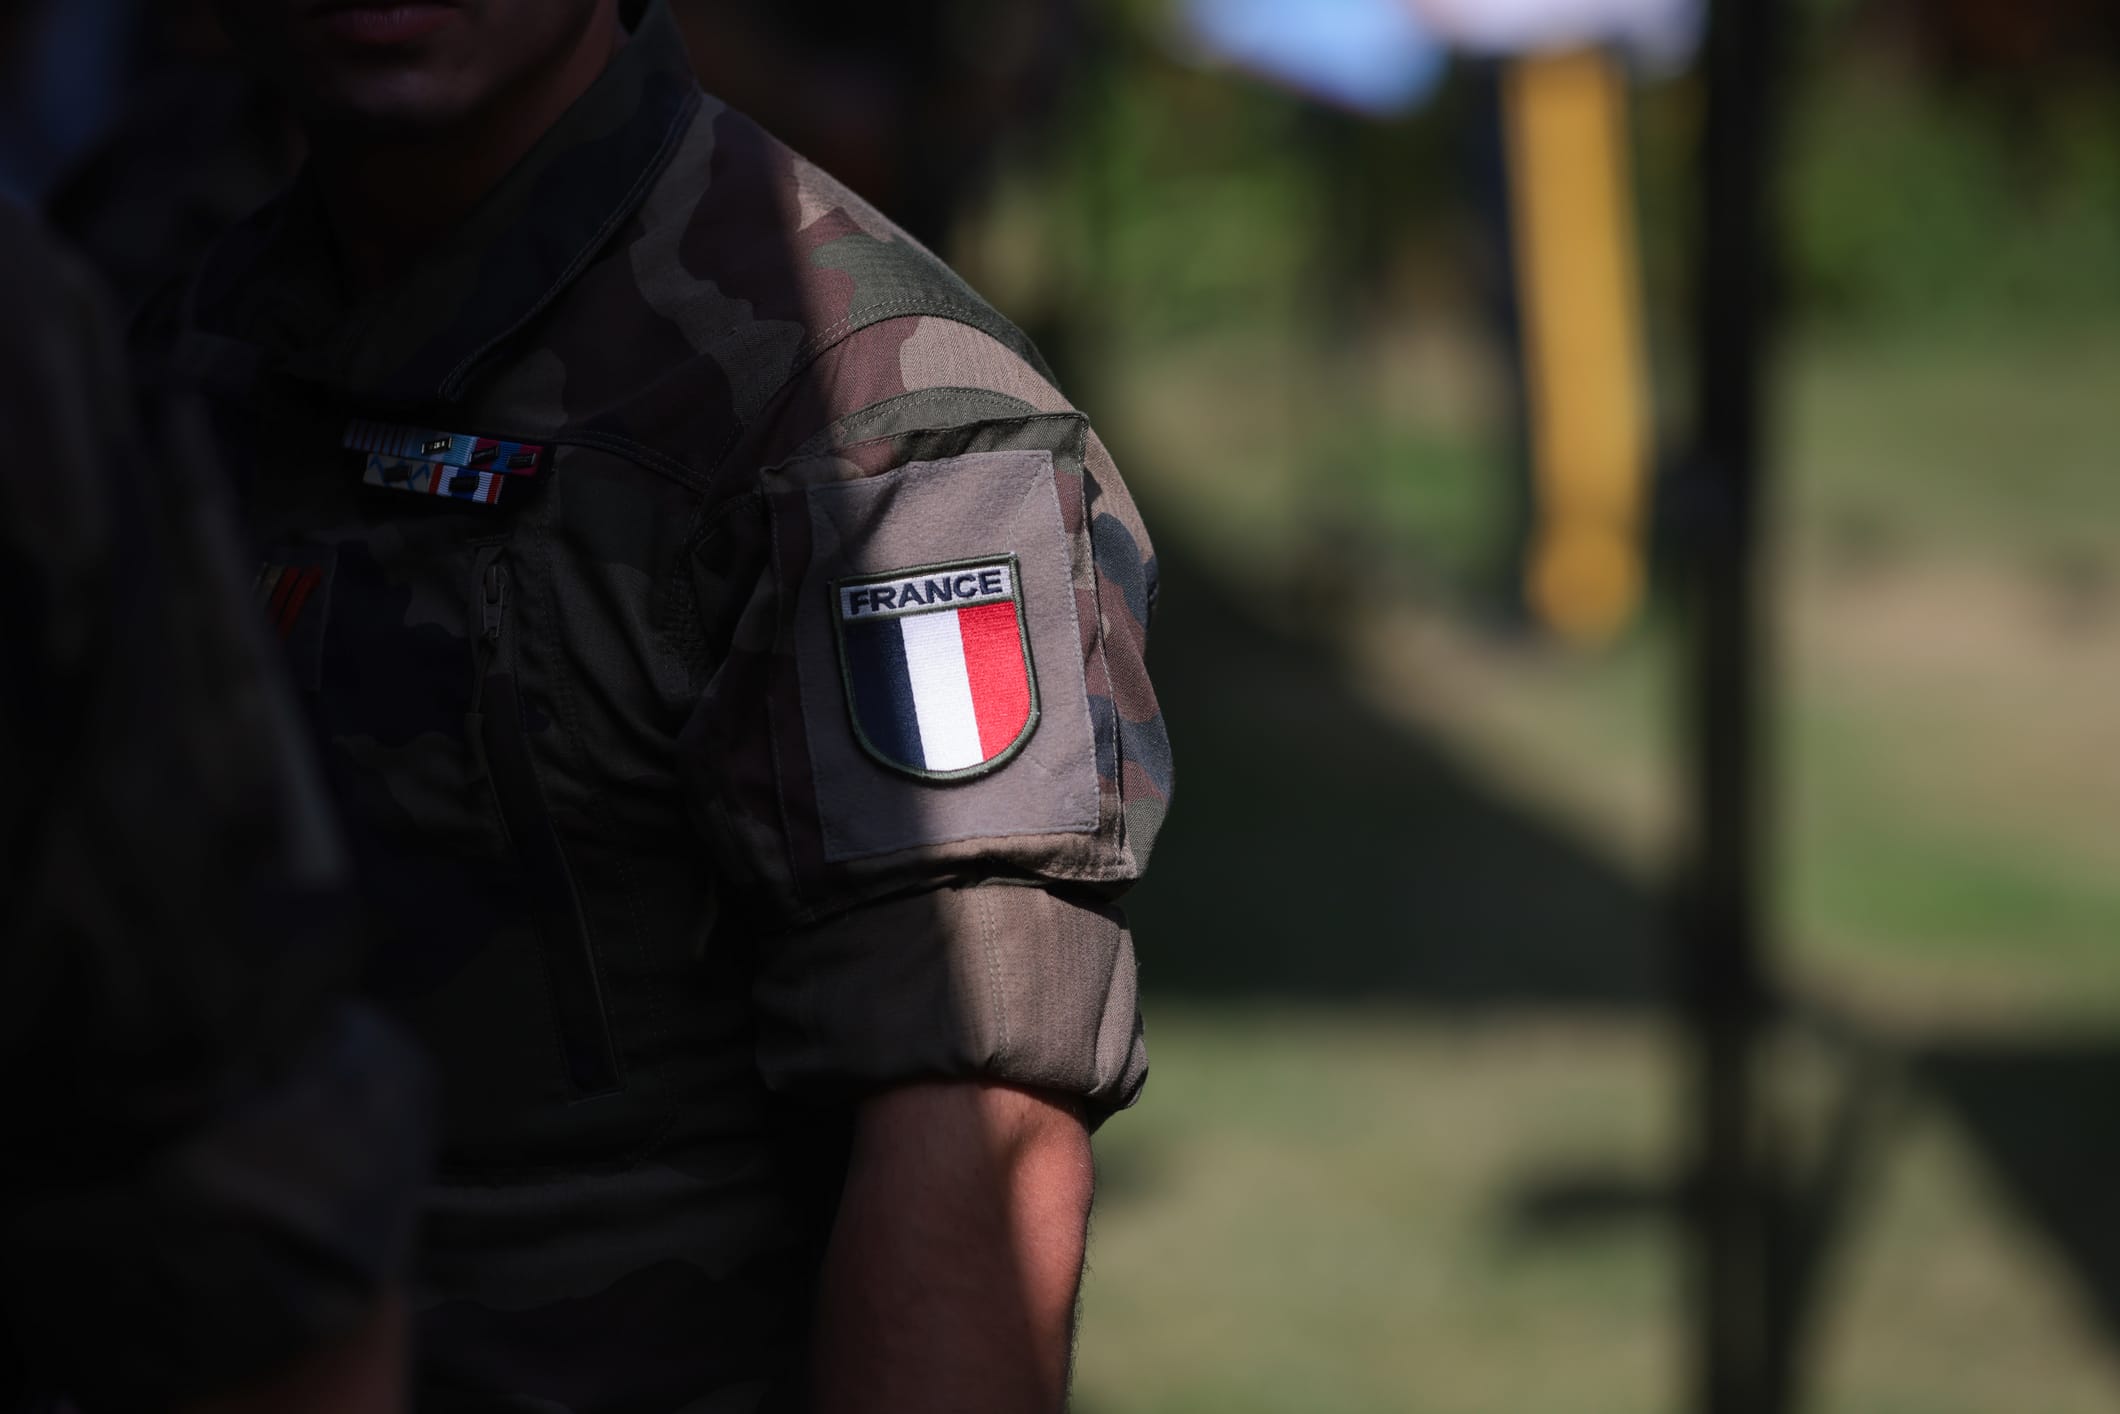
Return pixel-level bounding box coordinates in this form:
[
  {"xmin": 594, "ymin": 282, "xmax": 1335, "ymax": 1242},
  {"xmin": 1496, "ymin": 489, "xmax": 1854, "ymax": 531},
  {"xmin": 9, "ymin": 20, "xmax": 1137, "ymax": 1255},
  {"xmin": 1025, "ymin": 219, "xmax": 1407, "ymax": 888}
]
[{"xmin": 843, "ymin": 617, "xmax": 925, "ymax": 770}]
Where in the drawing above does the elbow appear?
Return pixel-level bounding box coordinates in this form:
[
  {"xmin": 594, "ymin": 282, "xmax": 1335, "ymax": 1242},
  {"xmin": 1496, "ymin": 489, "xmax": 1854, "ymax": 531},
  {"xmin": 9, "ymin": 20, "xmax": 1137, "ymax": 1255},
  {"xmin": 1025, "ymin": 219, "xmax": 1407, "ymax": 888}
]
[
  {"xmin": 852, "ymin": 1077, "xmax": 1096, "ymax": 1227},
  {"xmin": 991, "ymin": 1082, "xmax": 1096, "ymax": 1233}
]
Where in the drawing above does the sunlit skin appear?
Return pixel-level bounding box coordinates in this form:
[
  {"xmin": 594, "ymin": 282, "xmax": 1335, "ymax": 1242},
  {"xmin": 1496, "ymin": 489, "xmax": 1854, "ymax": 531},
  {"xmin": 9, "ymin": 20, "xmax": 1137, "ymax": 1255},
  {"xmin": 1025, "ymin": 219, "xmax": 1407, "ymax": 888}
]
[
  {"xmin": 209, "ymin": 7, "xmax": 1101, "ymax": 1409},
  {"xmin": 813, "ymin": 1082, "xmax": 1094, "ymax": 1414}
]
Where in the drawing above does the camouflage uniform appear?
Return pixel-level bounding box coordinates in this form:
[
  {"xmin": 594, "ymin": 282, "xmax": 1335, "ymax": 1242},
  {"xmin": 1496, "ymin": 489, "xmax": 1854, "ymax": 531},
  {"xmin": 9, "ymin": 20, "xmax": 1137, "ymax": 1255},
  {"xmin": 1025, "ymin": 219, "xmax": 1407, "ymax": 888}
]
[
  {"xmin": 0, "ymin": 203, "xmax": 431, "ymax": 1410},
  {"xmin": 155, "ymin": 2, "xmax": 1170, "ymax": 1409}
]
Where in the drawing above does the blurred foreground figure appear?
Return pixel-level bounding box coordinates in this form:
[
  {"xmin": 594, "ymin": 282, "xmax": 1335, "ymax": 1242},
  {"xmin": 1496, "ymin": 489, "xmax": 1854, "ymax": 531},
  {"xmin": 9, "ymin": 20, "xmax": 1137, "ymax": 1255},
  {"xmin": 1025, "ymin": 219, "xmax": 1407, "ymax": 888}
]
[
  {"xmin": 156, "ymin": 0, "xmax": 1171, "ymax": 1410},
  {"xmin": 0, "ymin": 205, "xmax": 430, "ymax": 1412},
  {"xmin": 43, "ymin": 0, "xmax": 300, "ymax": 316}
]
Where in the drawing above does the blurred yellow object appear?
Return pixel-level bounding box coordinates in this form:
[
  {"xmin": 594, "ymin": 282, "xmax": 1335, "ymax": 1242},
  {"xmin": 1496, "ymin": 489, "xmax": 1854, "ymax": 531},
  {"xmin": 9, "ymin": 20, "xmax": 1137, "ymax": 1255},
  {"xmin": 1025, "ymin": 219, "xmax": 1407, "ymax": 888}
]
[
  {"xmin": 1503, "ymin": 48, "xmax": 1652, "ymax": 645},
  {"xmin": 1529, "ymin": 519, "xmax": 1645, "ymax": 642}
]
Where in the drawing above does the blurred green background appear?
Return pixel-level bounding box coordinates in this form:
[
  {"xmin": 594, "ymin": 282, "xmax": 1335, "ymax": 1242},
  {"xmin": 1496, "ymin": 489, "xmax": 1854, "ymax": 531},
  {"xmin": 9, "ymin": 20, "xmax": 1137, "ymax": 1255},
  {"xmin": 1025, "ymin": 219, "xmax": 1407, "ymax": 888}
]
[
  {"xmin": 13, "ymin": 0, "xmax": 2112, "ymax": 1405},
  {"xmin": 935, "ymin": 1, "xmax": 2120, "ymax": 1409}
]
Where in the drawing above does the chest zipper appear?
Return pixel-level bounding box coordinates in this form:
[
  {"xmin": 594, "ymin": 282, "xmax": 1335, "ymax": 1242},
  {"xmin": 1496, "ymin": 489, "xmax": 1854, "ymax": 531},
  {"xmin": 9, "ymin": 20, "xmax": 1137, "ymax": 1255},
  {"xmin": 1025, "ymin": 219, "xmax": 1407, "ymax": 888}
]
[{"xmin": 470, "ymin": 551, "xmax": 623, "ymax": 1097}]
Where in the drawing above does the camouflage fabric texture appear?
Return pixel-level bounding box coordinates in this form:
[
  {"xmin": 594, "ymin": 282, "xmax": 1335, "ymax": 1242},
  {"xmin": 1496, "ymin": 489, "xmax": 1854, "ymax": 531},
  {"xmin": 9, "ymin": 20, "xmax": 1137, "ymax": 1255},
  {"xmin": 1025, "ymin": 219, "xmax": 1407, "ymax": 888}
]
[
  {"xmin": 158, "ymin": 1, "xmax": 1170, "ymax": 1409},
  {"xmin": 0, "ymin": 203, "xmax": 431, "ymax": 1411}
]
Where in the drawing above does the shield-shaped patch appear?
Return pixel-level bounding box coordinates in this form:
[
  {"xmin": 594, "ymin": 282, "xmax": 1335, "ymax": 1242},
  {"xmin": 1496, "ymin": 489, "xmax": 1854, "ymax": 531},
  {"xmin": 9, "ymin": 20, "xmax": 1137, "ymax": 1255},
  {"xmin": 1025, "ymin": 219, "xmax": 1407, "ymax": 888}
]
[{"xmin": 833, "ymin": 554, "xmax": 1039, "ymax": 781}]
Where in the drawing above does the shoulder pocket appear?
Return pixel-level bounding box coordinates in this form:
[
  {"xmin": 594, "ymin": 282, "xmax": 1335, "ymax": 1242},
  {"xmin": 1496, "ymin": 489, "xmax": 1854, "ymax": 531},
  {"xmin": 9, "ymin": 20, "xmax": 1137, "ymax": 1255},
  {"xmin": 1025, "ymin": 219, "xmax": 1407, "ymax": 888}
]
[{"xmin": 770, "ymin": 414, "xmax": 1103, "ymax": 866}]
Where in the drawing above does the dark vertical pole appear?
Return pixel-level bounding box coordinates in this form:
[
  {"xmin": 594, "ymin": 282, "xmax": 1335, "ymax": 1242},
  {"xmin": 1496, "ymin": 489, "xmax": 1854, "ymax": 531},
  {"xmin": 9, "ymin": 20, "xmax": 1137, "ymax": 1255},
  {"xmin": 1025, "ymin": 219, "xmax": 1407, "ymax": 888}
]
[{"xmin": 1682, "ymin": 0, "xmax": 1782, "ymax": 1412}]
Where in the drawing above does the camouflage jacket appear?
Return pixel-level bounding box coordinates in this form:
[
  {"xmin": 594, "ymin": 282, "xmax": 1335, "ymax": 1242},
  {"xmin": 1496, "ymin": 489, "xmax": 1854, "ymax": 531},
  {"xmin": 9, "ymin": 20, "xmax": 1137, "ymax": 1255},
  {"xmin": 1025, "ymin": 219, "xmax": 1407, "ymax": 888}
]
[
  {"xmin": 0, "ymin": 203, "xmax": 431, "ymax": 1410},
  {"xmin": 158, "ymin": 3, "xmax": 1169, "ymax": 1409}
]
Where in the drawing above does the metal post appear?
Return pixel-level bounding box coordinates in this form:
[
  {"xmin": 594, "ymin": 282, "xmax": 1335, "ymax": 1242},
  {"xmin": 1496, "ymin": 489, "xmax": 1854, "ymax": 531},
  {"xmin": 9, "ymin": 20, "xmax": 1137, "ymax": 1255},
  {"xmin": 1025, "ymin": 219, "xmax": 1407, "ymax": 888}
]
[{"xmin": 1681, "ymin": 0, "xmax": 1783, "ymax": 1410}]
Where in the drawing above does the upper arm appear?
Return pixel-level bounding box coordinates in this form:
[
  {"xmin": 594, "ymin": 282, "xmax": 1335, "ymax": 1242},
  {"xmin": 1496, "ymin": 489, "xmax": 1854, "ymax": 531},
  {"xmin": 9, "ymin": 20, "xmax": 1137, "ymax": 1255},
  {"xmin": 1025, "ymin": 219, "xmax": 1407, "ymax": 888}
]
[{"xmin": 682, "ymin": 315, "xmax": 1170, "ymax": 1119}]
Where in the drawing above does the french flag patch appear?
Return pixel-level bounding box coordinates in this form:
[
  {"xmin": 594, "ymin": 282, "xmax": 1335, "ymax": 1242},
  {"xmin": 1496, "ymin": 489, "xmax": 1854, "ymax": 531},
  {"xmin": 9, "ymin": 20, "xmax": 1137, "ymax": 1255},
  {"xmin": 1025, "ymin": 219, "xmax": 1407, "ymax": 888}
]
[{"xmin": 834, "ymin": 555, "xmax": 1039, "ymax": 781}]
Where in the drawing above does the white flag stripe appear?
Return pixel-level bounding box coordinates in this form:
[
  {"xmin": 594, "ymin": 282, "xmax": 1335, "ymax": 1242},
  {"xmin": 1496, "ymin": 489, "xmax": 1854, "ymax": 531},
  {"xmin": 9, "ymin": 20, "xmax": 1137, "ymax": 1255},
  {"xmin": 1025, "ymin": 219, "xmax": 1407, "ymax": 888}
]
[{"xmin": 897, "ymin": 609, "xmax": 985, "ymax": 772}]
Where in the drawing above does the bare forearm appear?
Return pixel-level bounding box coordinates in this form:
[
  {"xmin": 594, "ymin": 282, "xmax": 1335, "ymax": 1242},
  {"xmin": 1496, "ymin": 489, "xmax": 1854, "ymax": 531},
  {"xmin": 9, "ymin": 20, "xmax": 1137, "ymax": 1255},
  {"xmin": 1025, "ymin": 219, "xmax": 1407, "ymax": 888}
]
[{"xmin": 811, "ymin": 1081, "xmax": 1094, "ymax": 1414}]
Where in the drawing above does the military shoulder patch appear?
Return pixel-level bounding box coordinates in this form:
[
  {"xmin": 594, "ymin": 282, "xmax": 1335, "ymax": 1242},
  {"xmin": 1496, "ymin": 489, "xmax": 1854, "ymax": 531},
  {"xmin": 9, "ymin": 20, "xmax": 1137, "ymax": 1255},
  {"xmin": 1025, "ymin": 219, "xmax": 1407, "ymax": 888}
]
[
  {"xmin": 834, "ymin": 555, "xmax": 1038, "ymax": 781},
  {"xmin": 787, "ymin": 443, "xmax": 1100, "ymax": 862}
]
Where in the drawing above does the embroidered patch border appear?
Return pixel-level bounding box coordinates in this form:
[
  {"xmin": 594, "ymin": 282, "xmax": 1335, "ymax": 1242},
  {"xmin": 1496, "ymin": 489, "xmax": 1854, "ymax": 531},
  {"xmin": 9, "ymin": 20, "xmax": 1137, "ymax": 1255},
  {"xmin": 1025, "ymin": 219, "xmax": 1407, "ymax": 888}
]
[{"xmin": 830, "ymin": 553, "xmax": 1041, "ymax": 783}]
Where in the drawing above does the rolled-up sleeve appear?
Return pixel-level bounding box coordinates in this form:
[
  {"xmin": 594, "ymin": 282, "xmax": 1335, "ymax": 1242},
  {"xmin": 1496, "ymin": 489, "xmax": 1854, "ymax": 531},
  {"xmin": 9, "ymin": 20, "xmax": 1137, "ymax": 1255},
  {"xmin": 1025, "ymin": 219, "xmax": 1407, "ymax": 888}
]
[{"xmin": 752, "ymin": 882, "xmax": 1146, "ymax": 1113}]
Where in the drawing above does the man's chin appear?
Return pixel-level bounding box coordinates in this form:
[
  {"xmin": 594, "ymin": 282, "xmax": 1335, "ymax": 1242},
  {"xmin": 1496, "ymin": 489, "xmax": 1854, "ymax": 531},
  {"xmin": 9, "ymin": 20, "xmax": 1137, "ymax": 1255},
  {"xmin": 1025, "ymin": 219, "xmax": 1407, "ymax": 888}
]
[{"xmin": 299, "ymin": 73, "xmax": 481, "ymax": 137}]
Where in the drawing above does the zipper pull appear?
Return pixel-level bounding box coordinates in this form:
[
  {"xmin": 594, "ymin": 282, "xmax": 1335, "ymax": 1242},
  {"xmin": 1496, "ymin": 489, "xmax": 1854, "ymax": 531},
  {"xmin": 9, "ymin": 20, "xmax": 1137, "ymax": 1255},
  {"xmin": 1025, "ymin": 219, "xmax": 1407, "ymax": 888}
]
[{"xmin": 482, "ymin": 562, "xmax": 507, "ymax": 642}]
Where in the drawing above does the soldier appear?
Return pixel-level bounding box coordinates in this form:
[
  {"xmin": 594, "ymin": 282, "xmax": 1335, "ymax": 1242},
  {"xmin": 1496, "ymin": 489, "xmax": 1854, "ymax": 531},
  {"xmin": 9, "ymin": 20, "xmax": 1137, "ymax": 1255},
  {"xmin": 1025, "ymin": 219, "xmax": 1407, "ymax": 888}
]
[
  {"xmin": 159, "ymin": 1, "xmax": 1172, "ymax": 1410},
  {"xmin": 0, "ymin": 203, "xmax": 430, "ymax": 1411}
]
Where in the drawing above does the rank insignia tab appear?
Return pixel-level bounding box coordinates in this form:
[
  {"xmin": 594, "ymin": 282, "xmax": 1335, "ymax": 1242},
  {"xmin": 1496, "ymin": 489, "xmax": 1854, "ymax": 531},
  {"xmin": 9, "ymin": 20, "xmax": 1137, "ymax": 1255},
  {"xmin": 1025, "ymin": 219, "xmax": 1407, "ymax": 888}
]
[
  {"xmin": 254, "ymin": 544, "xmax": 336, "ymax": 690},
  {"xmin": 832, "ymin": 555, "xmax": 1038, "ymax": 781}
]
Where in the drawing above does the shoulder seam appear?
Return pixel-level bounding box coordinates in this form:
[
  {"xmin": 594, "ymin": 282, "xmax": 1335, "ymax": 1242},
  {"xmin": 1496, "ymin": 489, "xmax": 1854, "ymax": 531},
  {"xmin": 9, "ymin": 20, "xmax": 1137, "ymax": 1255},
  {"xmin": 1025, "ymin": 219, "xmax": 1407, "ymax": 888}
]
[
  {"xmin": 781, "ymin": 386, "xmax": 1048, "ymax": 463},
  {"xmin": 703, "ymin": 303, "xmax": 1049, "ymax": 488}
]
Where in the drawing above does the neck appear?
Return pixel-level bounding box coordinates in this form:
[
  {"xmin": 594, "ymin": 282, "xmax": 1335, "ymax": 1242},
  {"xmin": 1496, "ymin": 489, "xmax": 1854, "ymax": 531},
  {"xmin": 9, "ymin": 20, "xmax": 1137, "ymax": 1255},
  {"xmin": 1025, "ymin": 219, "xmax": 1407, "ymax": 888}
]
[{"xmin": 310, "ymin": 11, "xmax": 623, "ymax": 291}]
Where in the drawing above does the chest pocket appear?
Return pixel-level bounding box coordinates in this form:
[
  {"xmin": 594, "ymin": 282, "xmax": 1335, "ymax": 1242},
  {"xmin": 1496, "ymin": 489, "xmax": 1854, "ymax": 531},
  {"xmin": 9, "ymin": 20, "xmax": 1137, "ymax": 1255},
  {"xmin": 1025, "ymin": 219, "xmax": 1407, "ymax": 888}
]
[
  {"xmin": 263, "ymin": 509, "xmax": 624, "ymax": 1141},
  {"xmin": 467, "ymin": 543, "xmax": 622, "ymax": 1096}
]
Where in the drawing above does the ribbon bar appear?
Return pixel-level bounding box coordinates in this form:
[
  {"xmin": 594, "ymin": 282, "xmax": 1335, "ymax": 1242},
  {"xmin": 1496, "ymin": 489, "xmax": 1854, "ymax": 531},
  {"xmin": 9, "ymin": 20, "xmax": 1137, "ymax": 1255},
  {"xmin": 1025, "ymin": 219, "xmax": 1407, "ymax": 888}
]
[
  {"xmin": 359, "ymin": 452, "xmax": 505, "ymax": 505},
  {"xmin": 344, "ymin": 417, "xmax": 546, "ymax": 477}
]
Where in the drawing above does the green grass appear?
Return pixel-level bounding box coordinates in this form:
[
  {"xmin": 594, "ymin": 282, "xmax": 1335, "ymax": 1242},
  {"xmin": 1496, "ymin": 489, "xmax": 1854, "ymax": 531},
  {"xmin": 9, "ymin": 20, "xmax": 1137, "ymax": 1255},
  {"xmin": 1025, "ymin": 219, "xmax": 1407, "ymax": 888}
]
[
  {"xmin": 1782, "ymin": 332, "xmax": 2120, "ymax": 567},
  {"xmin": 1077, "ymin": 1010, "xmax": 2120, "ymax": 1414},
  {"xmin": 1773, "ymin": 330, "xmax": 2120, "ymax": 1022},
  {"xmin": 1077, "ymin": 1011, "xmax": 1681, "ymax": 1414}
]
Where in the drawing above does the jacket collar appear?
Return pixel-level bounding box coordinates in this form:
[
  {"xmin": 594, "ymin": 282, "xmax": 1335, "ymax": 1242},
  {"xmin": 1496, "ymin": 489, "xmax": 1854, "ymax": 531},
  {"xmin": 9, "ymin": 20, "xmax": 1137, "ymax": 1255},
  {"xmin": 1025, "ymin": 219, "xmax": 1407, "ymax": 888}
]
[{"xmin": 188, "ymin": 0, "xmax": 699, "ymax": 409}]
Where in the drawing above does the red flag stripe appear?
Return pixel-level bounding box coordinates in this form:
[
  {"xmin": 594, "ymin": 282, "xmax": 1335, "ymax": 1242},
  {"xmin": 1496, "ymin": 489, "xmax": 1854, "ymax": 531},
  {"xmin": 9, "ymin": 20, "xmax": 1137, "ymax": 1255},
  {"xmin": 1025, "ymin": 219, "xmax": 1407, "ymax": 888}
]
[{"xmin": 956, "ymin": 600, "xmax": 1032, "ymax": 759}]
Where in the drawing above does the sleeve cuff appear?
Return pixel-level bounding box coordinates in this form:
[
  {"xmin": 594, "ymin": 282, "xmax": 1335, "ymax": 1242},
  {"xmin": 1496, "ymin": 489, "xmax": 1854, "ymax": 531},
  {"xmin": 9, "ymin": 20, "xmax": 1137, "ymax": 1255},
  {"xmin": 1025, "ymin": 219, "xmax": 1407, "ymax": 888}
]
[{"xmin": 753, "ymin": 882, "xmax": 1147, "ymax": 1117}]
